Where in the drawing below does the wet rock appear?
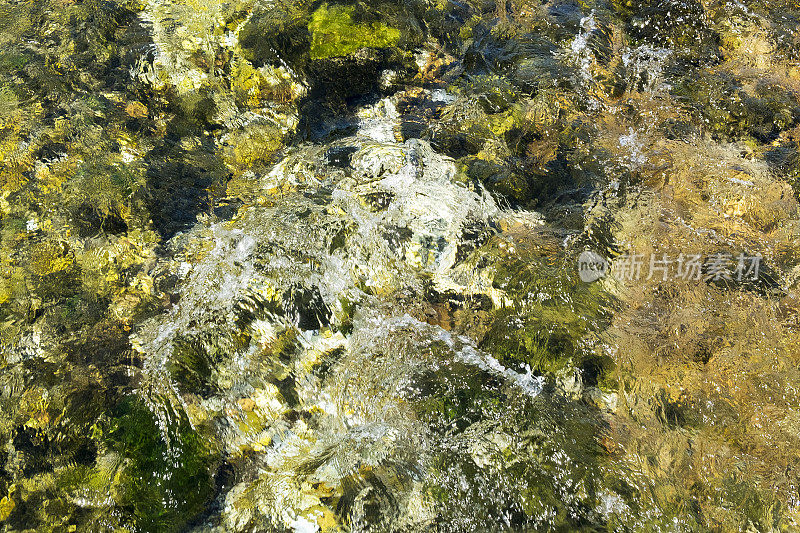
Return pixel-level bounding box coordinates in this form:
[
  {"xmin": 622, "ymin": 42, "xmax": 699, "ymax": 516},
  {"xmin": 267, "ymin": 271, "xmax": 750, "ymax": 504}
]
[
  {"xmin": 100, "ymin": 396, "xmax": 218, "ymax": 532},
  {"xmin": 613, "ymin": 0, "xmax": 722, "ymax": 63},
  {"xmin": 308, "ymin": 3, "xmax": 401, "ymax": 60}
]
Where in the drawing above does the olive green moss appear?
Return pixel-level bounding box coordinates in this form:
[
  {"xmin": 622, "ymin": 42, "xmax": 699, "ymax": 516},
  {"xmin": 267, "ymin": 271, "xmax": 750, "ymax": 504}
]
[
  {"xmin": 478, "ymin": 247, "xmax": 617, "ymax": 384},
  {"xmin": 102, "ymin": 397, "xmax": 217, "ymax": 532},
  {"xmin": 407, "ymin": 356, "xmax": 638, "ymax": 529},
  {"xmin": 612, "ymin": 0, "xmax": 721, "ymax": 60},
  {"xmin": 410, "ymin": 350, "xmax": 507, "ymax": 433},
  {"xmin": 0, "ymin": 0, "xmax": 799, "ymax": 529},
  {"xmin": 673, "ymin": 73, "xmax": 800, "ymax": 142},
  {"xmin": 308, "ymin": 3, "xmax": 401, "ymax": 60}
]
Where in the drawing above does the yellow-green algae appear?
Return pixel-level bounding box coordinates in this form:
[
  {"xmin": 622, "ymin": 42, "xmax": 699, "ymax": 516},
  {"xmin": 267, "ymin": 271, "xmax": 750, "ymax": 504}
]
[{"xmin": 308, "ymin": 3, "xmax": 401, "ymax": 60}]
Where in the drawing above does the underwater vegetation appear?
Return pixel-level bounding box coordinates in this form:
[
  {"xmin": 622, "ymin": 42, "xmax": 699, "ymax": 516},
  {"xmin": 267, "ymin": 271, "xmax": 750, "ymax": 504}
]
[{"xmin": 1, "ymin": 0, "xmax": 800, "ymax": 531}]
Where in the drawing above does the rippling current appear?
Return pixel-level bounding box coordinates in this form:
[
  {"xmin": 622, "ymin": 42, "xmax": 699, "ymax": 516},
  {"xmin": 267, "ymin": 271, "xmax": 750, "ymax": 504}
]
[{"xmin": 1, "ymin": 0, "xmax": 800, "ymax": 531}]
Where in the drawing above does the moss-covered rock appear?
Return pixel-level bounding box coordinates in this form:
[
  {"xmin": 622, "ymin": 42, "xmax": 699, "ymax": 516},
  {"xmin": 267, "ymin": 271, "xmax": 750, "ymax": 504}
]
[
  {"xmin": 308, "ymin": 3, "xmax": 401, "ymax": 60},
  {"xmin": 612, "ymin": 0, "xmax": 722, "ymax": 62},
  {"xmin": 674, "ymin": 72, "xmax": 800, "ymax": 142},
  {"xmin": 101, "ymin": 397, "xmax": 217, "ymax": 532},
  {"xmin": 474, "ymin": 232, "xmax": 618, "ymax": 395},
  {"xmin": 3, "ymin": 0, "xmax": 800, "ymax": 530}
]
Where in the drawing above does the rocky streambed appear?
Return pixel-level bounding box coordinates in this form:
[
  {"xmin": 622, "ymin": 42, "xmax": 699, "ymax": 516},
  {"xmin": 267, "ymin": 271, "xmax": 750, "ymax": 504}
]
[{"xmin": 1, "ymin": 0, "xmax": 800, "ymax": 531}]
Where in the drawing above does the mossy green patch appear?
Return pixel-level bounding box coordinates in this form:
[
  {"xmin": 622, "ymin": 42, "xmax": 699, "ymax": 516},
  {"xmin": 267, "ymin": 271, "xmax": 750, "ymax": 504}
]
[
  {"xmin": 102, "ymin": 397, "xmax": 217, "ymax": 532},
  {"xmin": 308, "ymin": 3, "xmax": 400, "ymax": 60},
  {"xmin": 476, "ymin": 240, "xmax": 617, "ymax": 390}
]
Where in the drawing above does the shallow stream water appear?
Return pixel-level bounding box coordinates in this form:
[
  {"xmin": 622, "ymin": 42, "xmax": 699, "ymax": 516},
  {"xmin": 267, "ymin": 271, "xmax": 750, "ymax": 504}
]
[{"xmin": 1, "ymin": 0, "xmax": 800, "ymax": 531}]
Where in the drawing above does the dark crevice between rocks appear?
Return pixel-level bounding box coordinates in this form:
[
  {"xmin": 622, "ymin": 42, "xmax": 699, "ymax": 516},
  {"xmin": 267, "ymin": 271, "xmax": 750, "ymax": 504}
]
[{"xmin": 141, "ymin": 119, "xmax": 230, "ymax": 241}]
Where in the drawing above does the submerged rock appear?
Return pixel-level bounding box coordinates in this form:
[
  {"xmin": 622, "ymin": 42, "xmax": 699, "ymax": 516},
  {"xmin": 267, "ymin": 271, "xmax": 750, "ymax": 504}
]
[
  {"xmin": 308, "ymin": 3, "xmax": 401, "ymax": 60},
  {"xmin": 125, "ymin": 113, "xmax": 654, "ymax": 529}
]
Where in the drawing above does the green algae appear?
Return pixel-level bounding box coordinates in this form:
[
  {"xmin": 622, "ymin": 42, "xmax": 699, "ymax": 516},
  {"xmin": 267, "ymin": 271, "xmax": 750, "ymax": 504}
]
[
  {"xmin": 101, "ymin": 397, "xmax": 217, "ymax": 532},
  {"xmin": 477, "ymin": 240, "xmax": 619, "ymax": 393},
  {"xmin": 237, "ymin": 0, "xmax": 313, "ymax": 68},
  {"xmin": 613, "ymin": 0, "xmax": 721, "ymax": 59},
  {"xmin": 673, "ymin": 72, "xmax": 800, "ymax": 142},
  {"xmin": 308, "ymin": 4, "xmax": 401, "ymax": 60},
  {"xmin": 407, "ymin": 352, "xmax": 634, "ymax": 530}
]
